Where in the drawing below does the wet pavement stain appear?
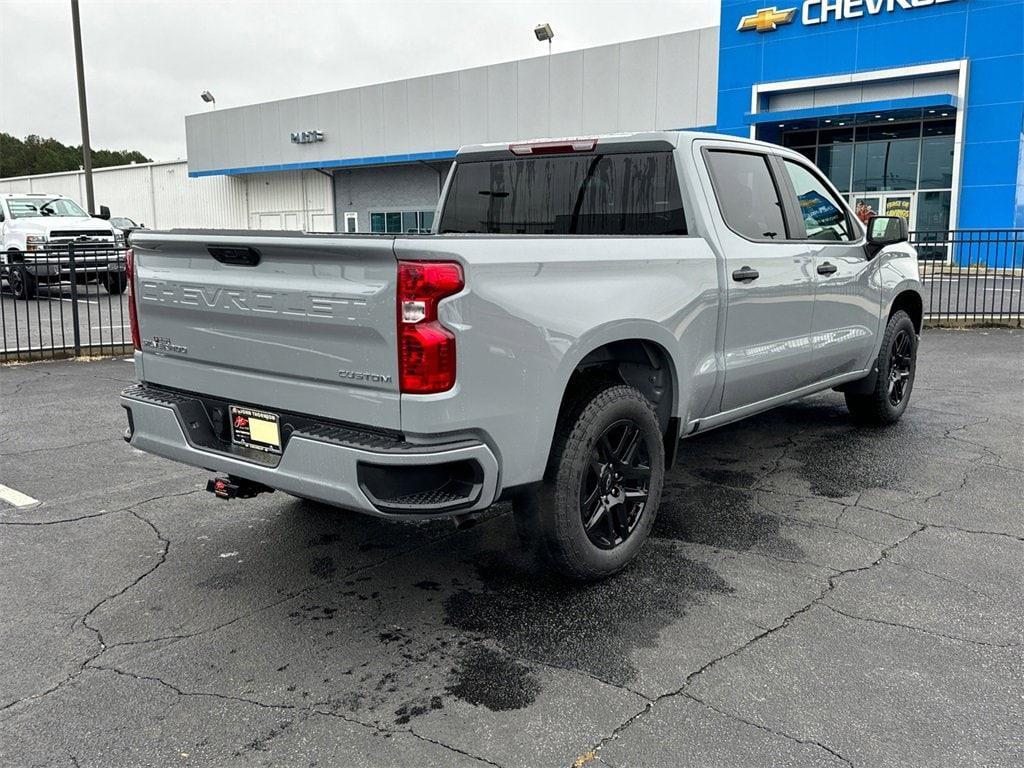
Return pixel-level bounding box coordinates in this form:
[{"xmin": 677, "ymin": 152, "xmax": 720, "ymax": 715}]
[
  {"xmin": 443, "ymin": 543, "xmax": 731, "ymax": 687},
  {"xmin": 308, "ymin": 556, "xmax": 336, "ymax": 579},
  {"xmin": 795, "ymin": 422, "xmax": 916, "ymax": 498},
  {"xmin": 445, "ymin": 645, "xmax": 541, "ymax": 711},
  {"xmin": 691, "ymin": 467, "xmax": 758, "ymax": 488},
  {"xmin": 654, "ymin": 477, "xmax": 806, "ymax": 563}
]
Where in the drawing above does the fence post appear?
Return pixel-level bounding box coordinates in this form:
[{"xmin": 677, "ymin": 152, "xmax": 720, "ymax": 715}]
[{"xmin": 69, "ymin": 243, "xmax": 82, "ymax": 356}]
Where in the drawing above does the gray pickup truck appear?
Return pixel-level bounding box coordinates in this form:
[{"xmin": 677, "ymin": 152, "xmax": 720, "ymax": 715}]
[{"xmin": 121, "ymin": 131, "xmax": 922, "ymax": 580}]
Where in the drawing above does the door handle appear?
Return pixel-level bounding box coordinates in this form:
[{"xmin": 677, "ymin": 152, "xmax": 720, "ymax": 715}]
[
  {"xmin": 732, "ymin": 266, "xmax": 759, "ymax": 282},
  {"xmin": 817, "ymin": 261, "xmax": 838, "ymax": 276}
]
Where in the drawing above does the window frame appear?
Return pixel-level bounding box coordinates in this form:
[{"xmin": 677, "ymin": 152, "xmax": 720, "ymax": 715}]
[
  {"xmin": 436, "ymin": 150, "xmax": 690, "ymax": 238},
  {"xmin": 702, "ymin": 147, "xmax": 794, "ymax": 244},
  {"xmin": 343, "ymin": 211, "xmax": 358, "ymax": 233},
  {"xmin": 774, "ymin": 156, "xmax": 862, "ymax": 244}
]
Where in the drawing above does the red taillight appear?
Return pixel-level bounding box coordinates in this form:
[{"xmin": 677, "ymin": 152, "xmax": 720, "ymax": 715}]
[
  {"xmin": 397, "ymin": 260, "xmax": 464, "ymax": 394},
  {"xmin": 125, "ymin": 248, "xmax": 141, "ymax": 351}
]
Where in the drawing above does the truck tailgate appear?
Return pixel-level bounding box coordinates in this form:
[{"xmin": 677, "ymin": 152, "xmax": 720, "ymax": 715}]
[{"xmin": 131, "ymin": 231, "xmax": 401, "ymax": 430}]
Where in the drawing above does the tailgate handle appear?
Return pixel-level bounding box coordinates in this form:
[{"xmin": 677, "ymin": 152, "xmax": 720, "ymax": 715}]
[{"xmin": 208, "ymin": 246, "xmax": 261, "ymax": 267}]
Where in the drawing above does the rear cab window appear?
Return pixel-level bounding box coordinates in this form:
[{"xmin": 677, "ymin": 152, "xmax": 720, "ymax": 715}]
[{"xmin": 438, "ymin": 151, "xmax": 687, "ymax": 235}]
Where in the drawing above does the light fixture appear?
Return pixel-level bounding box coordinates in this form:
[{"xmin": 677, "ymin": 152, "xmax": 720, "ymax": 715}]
[
  {"xmin": 874, "ymin": 114, "xmax": 881, "ymax": 119},
  {"xmin": 887, "ymin": 117, "xmax": 895, "ymax": 122},
  {"xmin": 200, "ymin": 90, "xmax": 216, "ymax": 109},
  {"xmin": 534, "ymin": 22, "xmax": 554, "ymax": 54},
  {"xmin": 928, "ymin": 109, "xmax": 936, "ymax": 114},
  {"xmin": 839, "ymin": 122, "xmax": 846, "ymax": 126},
  {"xmin": 940, "ymin": 112, "xmax": 948, "ymax": 116},
  {"xmin": 778, "ymin": 123, "xmax": 785, "ymax": 128},
  {"xmin": 824, "ymin": 119, "xmax": 832, "ymax": 124}
]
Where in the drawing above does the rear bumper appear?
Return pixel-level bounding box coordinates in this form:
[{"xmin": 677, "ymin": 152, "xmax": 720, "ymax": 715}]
[{"xmin": 121, "ymin": 384, "xmax": 500, "ymax": 518}]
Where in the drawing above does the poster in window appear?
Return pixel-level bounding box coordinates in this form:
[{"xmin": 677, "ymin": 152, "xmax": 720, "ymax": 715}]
[
  {"xmin": 884, "ymin": 197, "xmax": 911, "ymax": 220},
  {"xmin": 797, "ymin": 191, "xmax": 845, "ymax": 227}
]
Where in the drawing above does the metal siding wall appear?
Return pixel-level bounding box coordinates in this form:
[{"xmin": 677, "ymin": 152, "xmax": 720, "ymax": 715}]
[
  {"xmin": 150, "ymin": 163, "xmax": 248, "ymax": 229},
  {"xmin": 618, "ymin": 38, "xmax": 659, "ymax": 133},
  {"xmin": 0, "ymin": 162, "xmax": 337, "ymax": 231},
  {"xmin": 333, "ymin": 163, "xmax": 448, "ymax": 233},
  {"xmin": 184, "ymin": 26, "xmax": 722, "ymax": 174}
]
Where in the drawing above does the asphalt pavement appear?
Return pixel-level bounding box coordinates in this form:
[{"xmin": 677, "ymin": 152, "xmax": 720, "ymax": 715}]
[{"xmin": 0, "ymin": 329, "xmax": 1021, "ymax": 767}]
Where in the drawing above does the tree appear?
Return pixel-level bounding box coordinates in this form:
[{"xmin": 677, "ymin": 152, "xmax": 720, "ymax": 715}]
[{"xmin": 0, "ymin": 133, "xmax": 151, "ymax": 178}]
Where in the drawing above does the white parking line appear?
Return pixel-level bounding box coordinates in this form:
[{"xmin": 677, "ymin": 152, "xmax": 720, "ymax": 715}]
[
  {"xmin": 0, "ymin": 484, "xmax": 40, "ymax": 509},
  {"xmin": 48, "ymin": 297, "xmax": 100, "ymax": 306}
]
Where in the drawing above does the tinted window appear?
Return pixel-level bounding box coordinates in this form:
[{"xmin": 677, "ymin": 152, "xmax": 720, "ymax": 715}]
[
  {"xmin": 852, "ymin": 139, "xmax": 919, "ymax": 191},
  {"xmin": 782, "ymin": 160, "xmax": 853, "ymax": 242},
  {"xmin": 918, "ymin": 136, "xmax": 954, "ymax": 189},
  {"xmin": 705, "ymin": 151, "xmax": 787, "ymax": 241},
  {"xmin": 438, "ymin": 152, "xmax": 686, "ymax": 235},
  {"xmin": 817, "ymin": 143, "xmax": 853, "ymax": 192}
]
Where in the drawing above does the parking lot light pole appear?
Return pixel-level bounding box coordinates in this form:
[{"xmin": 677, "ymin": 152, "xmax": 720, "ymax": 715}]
[{"xmin": 70, "ymin": 0, "xmax": 95, "ymax": 215}]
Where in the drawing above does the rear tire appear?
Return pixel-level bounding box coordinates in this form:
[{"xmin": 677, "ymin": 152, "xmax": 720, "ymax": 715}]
[
  {"xmin": 845, "ymin": 309, "xmax": 918, "ymax": 425},
  {"xmin": 513, "ymin": 382, "xmax": 665, "ymax": 581},
  {"xmin": 104, "ymin": 271, "xmax": 127, "ymax": 294}
]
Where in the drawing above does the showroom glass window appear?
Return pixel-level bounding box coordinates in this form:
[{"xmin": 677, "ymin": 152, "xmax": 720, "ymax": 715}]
[
  {"xmin": 438, "ymin": 151, "xmax": 687, "ymax": 235},
  {"xmin": 779, "ymin": 117, "xmax": 956, "ymax": 232}
]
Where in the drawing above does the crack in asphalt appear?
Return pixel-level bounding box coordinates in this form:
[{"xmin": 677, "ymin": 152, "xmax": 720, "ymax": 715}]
[
  {"xmin": 820, "ymin": 604, "xmax": 1020, "ymax": 650},
  {"xmin": 81, "ymin": 508, "xmax": 172, "ymax": 653},
  {"xmin": 90, "ymin": 665, "xmax": 506, "ymax": 767},
  {"xmin": 587, "ymin": 524, "xmax": 928, "ymax": 766},
  {"xmin": 0, "ymin": 437, "xmax": 118, "ymax": 458},
  {"xmin": 0, "ymin": 487, "xmax": 202, "ymax": 527},
  {"xmin": 682, "ymin": 692, "xmax": 853, "ymax": 767}
]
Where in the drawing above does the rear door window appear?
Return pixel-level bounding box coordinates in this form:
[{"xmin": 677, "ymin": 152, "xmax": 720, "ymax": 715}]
[
  {"xmin": 705, "ymin": 150, "xmax": 787, "ymax": 241},
  {"xmin": 781, "ymin": 159, "xmax": 854, "ymax": 242},
  {"xmin": 438, "ymin": 151, "xmax": 687, "ymax": 235}
]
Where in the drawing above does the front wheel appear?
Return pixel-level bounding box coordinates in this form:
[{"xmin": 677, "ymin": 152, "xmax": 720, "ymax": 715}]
[
  {"xmin": 845, "ymin": 310, "xmax": 918, "ymax": 425},
  {"xmin": 9, "ymin": 265, "xmax": 37, "ymax": 300},
  {"xmin": 104, "ymin": 271, "xmax": 128, "ymax": 294},
  {"xmin": 513, "ymin": 382, "xmax": 665, "ymax": 581}
]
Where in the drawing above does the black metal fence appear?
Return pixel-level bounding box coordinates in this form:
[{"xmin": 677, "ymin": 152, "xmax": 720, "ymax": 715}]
[
  {"xmin": 911, "ymin": 229, "xmax": 1023, "ymax": 325},
  {"xmin": 2, "ymin": 244, "xmax": 131, "ymax": 363},
  {"xmin": 2, "ymin": 231, "xmax": 1022, "ymax": 363}
]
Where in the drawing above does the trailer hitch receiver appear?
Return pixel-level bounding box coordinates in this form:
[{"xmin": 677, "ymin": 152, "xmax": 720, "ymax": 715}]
[{"xmin": 206, "ymin": 475, "xmax": 274, "ymax": 500}]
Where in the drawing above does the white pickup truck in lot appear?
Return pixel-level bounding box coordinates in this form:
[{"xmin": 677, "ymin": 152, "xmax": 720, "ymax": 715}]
[
  {"xmin": 121, "ymin": 131, "xmax": 923, "ymax": 580},
  {"xmin": 0, "ymin": 193, "xmax": 126, "ymax": 299}
]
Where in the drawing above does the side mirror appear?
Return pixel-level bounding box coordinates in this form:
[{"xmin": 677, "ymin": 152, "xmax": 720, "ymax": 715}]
[
  {"xmin": 97, "ymin": 205, "xmax": 111, "ymax": 220},
  {"xmin": 867, "ymin": 215, "xmax": 908, "ymax": 247}
]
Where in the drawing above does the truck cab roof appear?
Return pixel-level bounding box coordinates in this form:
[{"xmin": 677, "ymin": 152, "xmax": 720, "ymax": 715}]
[{"xmin": 454, "ymin": 129, "xmax": 781, "ymax": 161}]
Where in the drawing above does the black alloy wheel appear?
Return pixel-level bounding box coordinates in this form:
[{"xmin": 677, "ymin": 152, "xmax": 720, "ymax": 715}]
[
  {"xmin": 887, "ymin": 329, "xmax": 913, "ymax": 406},
  {"xmin": 580, "ymin": 419, "xmax": 652, "ymax": 549}
]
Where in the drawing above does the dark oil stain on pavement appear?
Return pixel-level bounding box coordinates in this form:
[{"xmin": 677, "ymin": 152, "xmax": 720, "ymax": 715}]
[
  {"xmin": 445, "ymin": 645, "xmax": 541, "ymax": 711},
  {"xmin": 444, "ymin": 543, "xmax": 730, "ymax": 687}
]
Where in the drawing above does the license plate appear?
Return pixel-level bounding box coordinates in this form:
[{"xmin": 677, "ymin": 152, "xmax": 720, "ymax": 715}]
[{"xmin": 229, "ymin": 406, "xmax": 281, "ymax": 454}]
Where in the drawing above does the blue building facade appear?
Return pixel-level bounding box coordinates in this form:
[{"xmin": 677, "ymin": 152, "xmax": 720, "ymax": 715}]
[{"xmin": 715, "ymin": 0, "xmax": 1024, "ymax": 233}]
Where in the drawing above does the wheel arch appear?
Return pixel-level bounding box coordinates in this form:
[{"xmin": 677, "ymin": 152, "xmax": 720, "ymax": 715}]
[
  {"xmin": 548, "ymin": 328, "xmax": 682, "ymax": 470},
  {"xmin": 888, "ymin": 288, "xmax": 923, "ymax": 334}
]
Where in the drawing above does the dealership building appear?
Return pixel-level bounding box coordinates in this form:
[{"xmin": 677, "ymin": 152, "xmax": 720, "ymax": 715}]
[{"xmin": 3, "ymin": 0, "xmax": 1022, "ymax": 236}]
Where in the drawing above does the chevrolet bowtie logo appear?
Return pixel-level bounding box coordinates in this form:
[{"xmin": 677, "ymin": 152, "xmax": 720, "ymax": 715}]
[{"xmin": 737, "ymin": 6, "xmax": 797, "ymax": 32}]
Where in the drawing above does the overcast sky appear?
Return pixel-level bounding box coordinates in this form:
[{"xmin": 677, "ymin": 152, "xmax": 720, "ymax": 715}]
[{"xmin": 0, "ymin": 0, "xmax": 718, "ymax": 162}]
